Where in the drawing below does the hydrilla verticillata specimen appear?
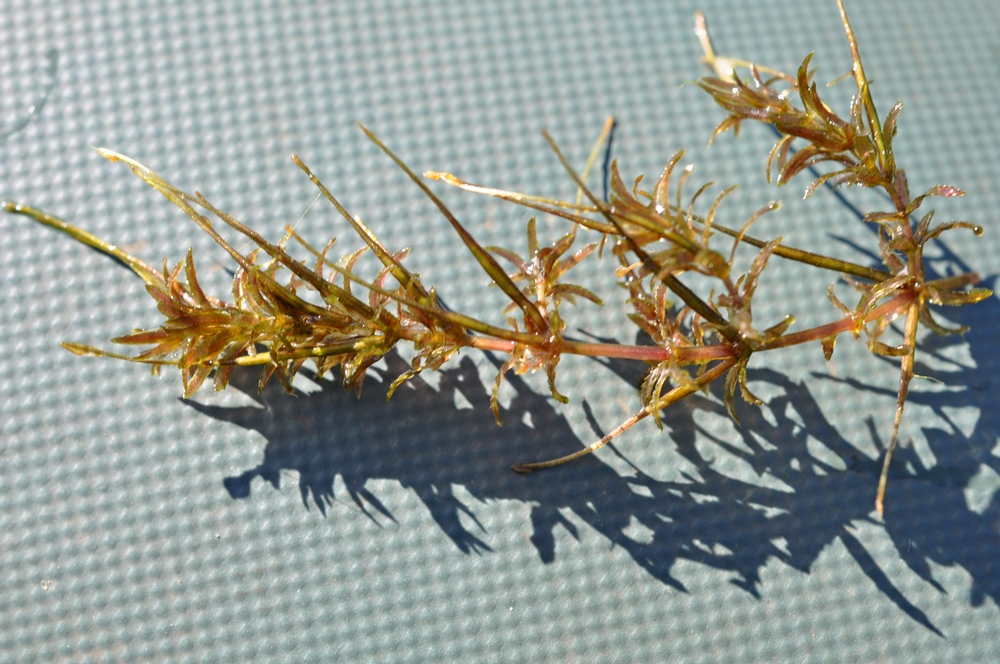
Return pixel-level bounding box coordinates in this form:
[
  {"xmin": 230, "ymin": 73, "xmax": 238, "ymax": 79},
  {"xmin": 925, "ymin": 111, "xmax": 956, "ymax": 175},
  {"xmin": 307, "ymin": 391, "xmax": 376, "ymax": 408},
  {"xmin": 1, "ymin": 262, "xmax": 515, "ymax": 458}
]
[{"xmin": 4, "ymin": 0, "xmax": 990, "ymax": 516}]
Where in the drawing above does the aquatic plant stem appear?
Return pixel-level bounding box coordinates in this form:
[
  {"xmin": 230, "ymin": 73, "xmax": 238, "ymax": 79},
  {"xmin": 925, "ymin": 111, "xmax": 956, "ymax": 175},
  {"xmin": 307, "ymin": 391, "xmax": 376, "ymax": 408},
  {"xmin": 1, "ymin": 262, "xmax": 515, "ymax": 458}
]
[
  {"xmin": 875, "ymin": 299, "xmax": 921, "ymax": 517},
  {"xmin": 512, "ymin": 357, "xmax": 737, "ymax": 473}
]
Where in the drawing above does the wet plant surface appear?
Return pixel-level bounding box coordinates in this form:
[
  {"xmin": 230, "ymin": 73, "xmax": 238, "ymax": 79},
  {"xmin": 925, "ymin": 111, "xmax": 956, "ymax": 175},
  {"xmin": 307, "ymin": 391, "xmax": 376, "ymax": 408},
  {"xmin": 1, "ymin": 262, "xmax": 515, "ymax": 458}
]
[{"xmin": 2, "ymin": 0, "xmax": 998, "ymax": 656}]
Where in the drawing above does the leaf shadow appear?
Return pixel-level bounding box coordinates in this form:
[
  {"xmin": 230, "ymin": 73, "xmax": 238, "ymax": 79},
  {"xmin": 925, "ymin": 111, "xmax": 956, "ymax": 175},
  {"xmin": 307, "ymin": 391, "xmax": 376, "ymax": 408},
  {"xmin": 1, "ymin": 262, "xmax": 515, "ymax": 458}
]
[
  {"xmin": 185, "ymin": 283, "xmax": 999, "ymax": 635},
  {"xmin": 809, "ymin": 276, "xmax": 1000, "ymax": 607}
]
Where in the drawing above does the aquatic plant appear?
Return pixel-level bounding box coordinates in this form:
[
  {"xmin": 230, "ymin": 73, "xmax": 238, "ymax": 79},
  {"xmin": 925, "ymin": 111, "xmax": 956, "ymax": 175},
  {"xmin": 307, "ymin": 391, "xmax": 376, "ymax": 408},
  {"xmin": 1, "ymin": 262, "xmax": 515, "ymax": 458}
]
[{"xmin": 5, "ymin": 0, "xmax": 988, "ymax": 516}]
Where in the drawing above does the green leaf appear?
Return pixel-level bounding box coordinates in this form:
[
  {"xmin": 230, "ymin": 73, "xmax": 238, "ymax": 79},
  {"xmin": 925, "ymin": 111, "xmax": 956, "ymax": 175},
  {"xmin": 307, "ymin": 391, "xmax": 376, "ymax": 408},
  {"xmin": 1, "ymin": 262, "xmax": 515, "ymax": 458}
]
[{"xmin": 358, "ymin": 123, "xmax": 549, "ymax": 333}]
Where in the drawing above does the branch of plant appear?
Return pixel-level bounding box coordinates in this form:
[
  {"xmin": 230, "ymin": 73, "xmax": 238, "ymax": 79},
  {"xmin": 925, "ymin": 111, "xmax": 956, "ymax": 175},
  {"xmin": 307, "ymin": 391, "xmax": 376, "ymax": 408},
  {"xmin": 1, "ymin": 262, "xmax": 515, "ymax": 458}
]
[{"xmin": 3, "ymin": 1, "xmax": 990, "ymax": 519}]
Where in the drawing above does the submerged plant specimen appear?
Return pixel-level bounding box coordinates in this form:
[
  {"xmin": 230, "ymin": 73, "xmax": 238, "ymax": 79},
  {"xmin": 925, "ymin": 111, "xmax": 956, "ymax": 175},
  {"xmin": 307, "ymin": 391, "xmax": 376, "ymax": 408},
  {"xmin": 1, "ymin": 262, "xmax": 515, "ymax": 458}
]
[{"xmin": 5, "ymin": 1, "xmax": 989, "ymax": 516}]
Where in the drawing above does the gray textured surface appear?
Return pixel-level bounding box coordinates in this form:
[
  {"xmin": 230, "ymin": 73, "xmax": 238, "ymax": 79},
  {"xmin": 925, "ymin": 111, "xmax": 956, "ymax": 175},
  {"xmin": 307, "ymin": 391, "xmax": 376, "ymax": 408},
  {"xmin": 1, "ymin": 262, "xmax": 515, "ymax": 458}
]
[{"xmin": 1, "ymin": 0, "xmax": 999, "ymax": 661}]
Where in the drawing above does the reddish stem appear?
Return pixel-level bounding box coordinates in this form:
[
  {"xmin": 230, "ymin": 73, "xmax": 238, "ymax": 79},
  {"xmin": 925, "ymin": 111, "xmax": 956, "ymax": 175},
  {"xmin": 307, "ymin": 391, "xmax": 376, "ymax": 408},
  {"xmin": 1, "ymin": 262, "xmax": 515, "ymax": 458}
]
[
  {"xmin": 468, "ymin": 290, "xmax": 916, "ymax": 364},
  {"xmin": 758, "ymin": 291, "xmax": 915, "ymax": 351}
]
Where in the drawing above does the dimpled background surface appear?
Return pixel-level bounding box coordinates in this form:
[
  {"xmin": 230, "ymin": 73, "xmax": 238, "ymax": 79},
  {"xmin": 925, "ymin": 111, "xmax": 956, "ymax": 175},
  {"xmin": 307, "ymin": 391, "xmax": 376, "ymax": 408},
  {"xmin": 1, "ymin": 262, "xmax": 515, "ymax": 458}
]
[{"xmin": 1, "ymin": 0, "xmax": 999, "ymax": 661}]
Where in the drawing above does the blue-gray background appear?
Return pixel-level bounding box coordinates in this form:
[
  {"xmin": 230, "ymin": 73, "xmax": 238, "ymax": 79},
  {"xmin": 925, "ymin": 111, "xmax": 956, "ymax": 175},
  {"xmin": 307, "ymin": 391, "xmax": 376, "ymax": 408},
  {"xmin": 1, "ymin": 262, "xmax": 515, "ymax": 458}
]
[{"xmin": 1, "ymin": 0, "xmax": 998, "ymax": 661}]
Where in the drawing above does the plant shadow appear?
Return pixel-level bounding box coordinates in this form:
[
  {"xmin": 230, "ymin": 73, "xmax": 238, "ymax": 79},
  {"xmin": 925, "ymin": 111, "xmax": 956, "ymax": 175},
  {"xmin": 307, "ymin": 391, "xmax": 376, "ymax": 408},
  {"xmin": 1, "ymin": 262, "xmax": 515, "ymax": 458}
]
[{"xmin": 187, "ymin": 282, "xmax": 999, "ymax": 636}]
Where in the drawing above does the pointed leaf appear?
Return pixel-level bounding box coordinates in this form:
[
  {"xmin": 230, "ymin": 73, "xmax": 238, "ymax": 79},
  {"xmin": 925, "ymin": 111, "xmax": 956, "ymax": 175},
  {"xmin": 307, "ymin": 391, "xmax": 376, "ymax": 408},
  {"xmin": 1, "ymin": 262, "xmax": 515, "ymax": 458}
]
[
  {"xmin": 738, "ymin": 360, "xmax": 763, "ymax": 407},
  {"xmin": 881, "ymin": 101, "xmax": 903, "ymax": 143},
  {"xmin": 926, "ymin": 286, "xmax": 992, "ymax": 307},
  {"xmin": 821, "ymin": 335, "xmax": 837, "ymax": 361},
  {"xmin": 358, "ymin": 124, "xmax": 548, "ymax": 333},
  {"xmin": 918, "ymin": 306, "xmax": 969, "ymax": 336},
  {"xmin": 920, "ymin": 220, "xmax": 984, "ymax": 243},
  {"xmin": 762, "ymin": 314, "xmax": 795, "ymax": 342},
  {"xmin": 723, "ymin": 359, "xmax": 743, "ymax": 424},
  {"xmin": 867, "ymin": 338, "xmax": 912, "ymax": 357}
]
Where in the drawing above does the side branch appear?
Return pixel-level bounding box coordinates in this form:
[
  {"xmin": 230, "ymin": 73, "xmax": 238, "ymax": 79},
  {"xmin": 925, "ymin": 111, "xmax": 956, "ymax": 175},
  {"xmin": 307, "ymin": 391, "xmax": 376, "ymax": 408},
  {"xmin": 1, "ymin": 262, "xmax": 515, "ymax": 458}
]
[{"xmin": 512, "ymin": 357, "xmax": 737, "ymax": 473}]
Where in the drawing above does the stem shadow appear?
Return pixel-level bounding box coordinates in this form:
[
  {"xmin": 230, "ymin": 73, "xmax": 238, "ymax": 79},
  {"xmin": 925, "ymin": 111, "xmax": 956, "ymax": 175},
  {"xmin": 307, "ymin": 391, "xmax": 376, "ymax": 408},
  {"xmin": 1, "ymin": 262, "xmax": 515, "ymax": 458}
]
[{"xmin": 186, "ymin": 286, "xmax": 998, "ymax": 635}]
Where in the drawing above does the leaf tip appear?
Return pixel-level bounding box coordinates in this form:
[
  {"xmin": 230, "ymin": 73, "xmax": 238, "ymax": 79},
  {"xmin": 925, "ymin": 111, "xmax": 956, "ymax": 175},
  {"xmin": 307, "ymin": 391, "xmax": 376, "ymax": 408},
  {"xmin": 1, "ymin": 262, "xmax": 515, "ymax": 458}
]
[
  {"xmin": 61, "ymin": 342, "xmax": 103, "ymax": 357},
  {"xmin": 94, "ymin": 147, "xmax": 120, "ymax": 162}
]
